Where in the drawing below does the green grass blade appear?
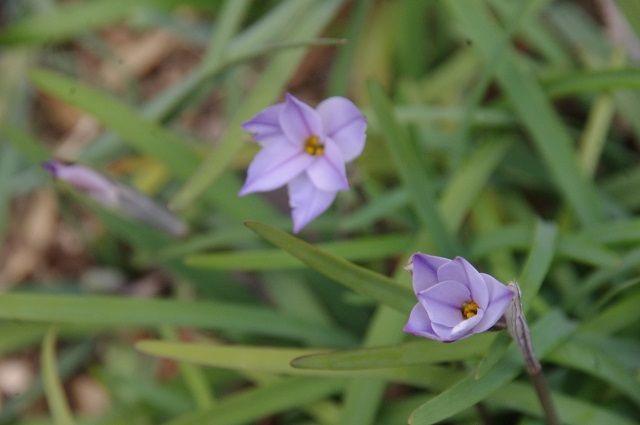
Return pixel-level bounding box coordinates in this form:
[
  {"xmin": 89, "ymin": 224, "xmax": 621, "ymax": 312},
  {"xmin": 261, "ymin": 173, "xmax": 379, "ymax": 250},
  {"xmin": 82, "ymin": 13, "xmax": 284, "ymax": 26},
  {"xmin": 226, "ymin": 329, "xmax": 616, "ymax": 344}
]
[
  {"xmin": 137, "ymin": 341, "xmax": 315, "ymax": 374},
  {"xmin": 518, "ymin": 220, "xmax": 557, "ymax": 310},
  {"xmin": 547, "ymin": 336, "xmax": 640, "ymax": 404},
  {"xmin": 447, "ymin": 0, "xmax": 602, "ymax": 226},
  {"xmin": 203, "ymin": 0, "xmax": 251, "ymax": 67},
  {"xmin": 136, "ymin": 340, "xmax": 475, "ymax": 388},
  {"xmin": 583, "ymin": 290, "xmax": 640, "ymax": 334},
  {"xmin": 0, "ymin": 124, "xmax": 50, "ymax": 163},
  {"xmin": 487, "ymin": 379, "xmax": 638, "ymax": 425},
  {"xmin": 29, "ymin": 69, "xmax": 200, "ymax": 178},
  {"xmin": 328, "ymin": 0, "xmax": 372, "ymax": 95},
  {"xmin": 438, "ymin": 138, "xmax": 511, "ymax": 230},
  {"xmin": 245, "ymin": 221, "xmax": 415, "ymax": 313},
  {"xmin": 291, "ymin": 334, "xmax": 495, "ymax": 370},
  {"xmin": 41, "ymin": 327, "xmax": 76, "ymax": 425},
  {"xmin": 160, "ymin": 327, "xmax": 215, "ymax": 409},
  {"xmin": 0, "ymin": 0, "xmax": 143, "ymax": 45},
  {"xmin": 163, "ymin": 377, "xmax": 343, "ymax": 425},
  {"xmin": 367, "ymin": 81, "xmax": 460, "ymax": 256},
  {"xmin": 545, "ymin": 69, "xmax": 640, "ymax": 97},
  {"xmin": 0, "ymin": 293, "xmax": 354, "ymax": 346},
  {"xmin": 186, "ymin": 234, "xmax": 412, "ymax": 270}
]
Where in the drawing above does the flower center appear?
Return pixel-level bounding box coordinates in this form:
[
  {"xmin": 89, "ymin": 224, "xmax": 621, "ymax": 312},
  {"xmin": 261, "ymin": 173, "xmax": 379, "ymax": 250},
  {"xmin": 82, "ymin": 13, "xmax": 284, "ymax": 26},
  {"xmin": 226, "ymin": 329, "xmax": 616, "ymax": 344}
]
[
  {"xmin": 461, "ymin": 301, "xmax": 479, "ymax": 319},
  {"xmin": 304, "ymin": 135, "xmax": 324, "ymax": 156}
]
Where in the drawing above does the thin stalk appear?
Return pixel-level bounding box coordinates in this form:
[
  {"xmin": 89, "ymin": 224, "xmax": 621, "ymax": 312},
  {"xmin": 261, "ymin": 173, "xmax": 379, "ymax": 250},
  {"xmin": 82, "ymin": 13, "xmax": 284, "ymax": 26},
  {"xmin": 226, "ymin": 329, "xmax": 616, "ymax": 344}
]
[{"xmin": 506, "ymin": 282, "xmax": 559, "ymax": 425}]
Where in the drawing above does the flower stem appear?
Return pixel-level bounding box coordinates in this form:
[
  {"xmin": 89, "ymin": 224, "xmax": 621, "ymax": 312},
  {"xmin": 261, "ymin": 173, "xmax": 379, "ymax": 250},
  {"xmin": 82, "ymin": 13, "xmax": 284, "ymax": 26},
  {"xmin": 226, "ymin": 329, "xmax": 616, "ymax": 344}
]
[
  {"xmin": 528, "ymin": 369, "xmax": 560, "ymax": 425},
  {"xmin": 505, "ymin": 283, "xmax": 560, "ymax": 425}
]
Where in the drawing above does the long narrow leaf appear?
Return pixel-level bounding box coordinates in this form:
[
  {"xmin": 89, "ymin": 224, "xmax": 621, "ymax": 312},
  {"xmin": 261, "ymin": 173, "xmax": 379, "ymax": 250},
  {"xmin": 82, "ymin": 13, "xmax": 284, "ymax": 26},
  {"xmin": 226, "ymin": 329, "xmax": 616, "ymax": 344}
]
[
  {"xmin": 245, "ymin": 221, "xmax": 415, "ymax": 313},
  {"xmin": 41, "ymin": 327, "xmax": 76, "ymax": 425},
  {"xmin": 0, "ymin": 293, "xmax": 353, "ymax": 346}
]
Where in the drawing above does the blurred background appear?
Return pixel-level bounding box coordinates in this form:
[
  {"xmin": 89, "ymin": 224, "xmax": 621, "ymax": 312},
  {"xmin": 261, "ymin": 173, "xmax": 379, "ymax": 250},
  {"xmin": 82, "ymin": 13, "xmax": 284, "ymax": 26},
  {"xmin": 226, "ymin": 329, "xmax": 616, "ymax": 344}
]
[{"xmin": 1, "ymin": 0, "xmax": 640, "ymax": 424}]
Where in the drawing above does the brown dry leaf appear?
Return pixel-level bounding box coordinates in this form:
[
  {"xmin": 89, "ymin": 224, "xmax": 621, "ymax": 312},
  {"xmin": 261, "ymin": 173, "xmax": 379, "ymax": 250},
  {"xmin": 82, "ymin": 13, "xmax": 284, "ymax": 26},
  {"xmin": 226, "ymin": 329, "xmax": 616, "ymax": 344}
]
[
  {"xmin": 101, "ymin": 30, "xmax": 184, "ymax": 90},
  {"xmin": 0, "ymin": 190, "xmax": 58, "ymax": 287}
]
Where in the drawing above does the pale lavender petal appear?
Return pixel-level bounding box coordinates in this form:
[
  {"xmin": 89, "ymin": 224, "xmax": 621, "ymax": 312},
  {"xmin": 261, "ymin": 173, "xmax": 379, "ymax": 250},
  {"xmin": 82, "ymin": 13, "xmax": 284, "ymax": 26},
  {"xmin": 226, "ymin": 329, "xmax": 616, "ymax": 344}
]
[
  {"xmin": 306, "ymin": 139, "xmax": 348, "ymax": 191},
  {"xmin": 457, "ymin": 257, "xmax": 489, "ymax": 308},
  {"xmin": 241, "ymin": 103, "xmax": 289, "ymax": 146},
  {"xmin": 403, "ymin": 304, "xmax": 440, "ymax": 340},
  {"xmin": 239, "ymin": 140, "xmax": 312, "ymax": 195},
  {"xmin": 474, "ymin": 274, "xmax": 515, "ymax": 333},
  {"xmin": 420, "ymin": 280, "xmax": 470, "ymax": 327},
  {"xmin": 42, "ymin": 161, "xmax": 117, "ymax": 205},
  {"xmin": 408, "ymin": 253, "xmax": 450, "ymax": 294},
  {"xmin": 450, "ymin": 312, "xmax": 484, "ymax": 339},
  {"xmin": 280, "ymin": 93, "xmax": 323, "ymax": 144},
  {"xmin": 287, "ymin": 174, "xmax": 336, "ymax": 233},
  {"xmin": 432, "ymin": 312, "xmax": 484, "ymax": 341},
  {"xmin": 436, "ymin": 259, "xmax": 466, "ymax": 283},
  {"xmin": 316, "ymin": 97, "xmax": 367, "ymax": 162},
  {"xmin": 438, "ymin": 257, "xmax": 489, "ymax": 308}
]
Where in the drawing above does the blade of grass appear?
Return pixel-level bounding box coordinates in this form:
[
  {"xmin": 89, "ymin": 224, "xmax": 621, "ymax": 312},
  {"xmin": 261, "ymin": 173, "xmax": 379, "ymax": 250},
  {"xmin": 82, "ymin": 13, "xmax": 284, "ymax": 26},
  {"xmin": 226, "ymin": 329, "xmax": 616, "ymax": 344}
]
[
  {"xmin": 203, "ymin": 0, "xmax": 251, "ymax": 67},
  {"xmin": 160, "ymin": 327, "xmax": 215, "ymax": 409},
  {"xmin": 438, "ymin": 138, "xmax": 511, "ymax": 230},
  {"xmin": 328, "ymin": 0, "xmax": 373, "ymax": 95},
  {"xmin": 0, "ymin": 293, "xmax": 354, "ymax": 346},
  {"xmin": 163, "ymin": 377, "xmax": 343, "ymax": 425},
  {"xmin": 291, "ymin": 334, "xmax": 495, "ymax": 370},
  {"xmin": 0, "ymin": 0, "xmax": 151, "ymax": 45},
  {"xmin": 41, "ymin": 327, "xmax": 76, "ymax": 425},
  {"xmin": 547, "ymin": 336, "xmax": 640, "ymax": 404},
  {"xmin": 545, "ymin": 68, "xmax": 640, "ymax": 97},
  {"xmin": 245, "ymin": 221, "xmax": 415, "ymax": 313},
  {"xmin": 487, "ymin": 379, "xmax": 638, "ymax": 425},
  {"xmin": 367, "ymin": 81, "xmax": 460, "ymax": 256},
  {"xmin": 517, "ymin": 221, "xmax": 557, "ymax": 310},
  {"xmin": 185, "ymin": 234, "xmax": 413, "ymax": 270},
  {"xmin": 447, "ymin": 0, "xmax": 602, "ymax": 226}
]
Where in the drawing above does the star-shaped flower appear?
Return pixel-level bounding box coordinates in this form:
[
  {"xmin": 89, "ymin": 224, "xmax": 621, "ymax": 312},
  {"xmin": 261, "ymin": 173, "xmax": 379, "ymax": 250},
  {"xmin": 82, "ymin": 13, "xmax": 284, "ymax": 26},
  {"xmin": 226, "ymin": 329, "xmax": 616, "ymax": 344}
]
[
  {"xmin": 240, "ymin": 94, "xmax": 366, "ymax": 233},
  {"xmin": 404, "ymin": 253, "xmax": 515, "ymax": 342}
]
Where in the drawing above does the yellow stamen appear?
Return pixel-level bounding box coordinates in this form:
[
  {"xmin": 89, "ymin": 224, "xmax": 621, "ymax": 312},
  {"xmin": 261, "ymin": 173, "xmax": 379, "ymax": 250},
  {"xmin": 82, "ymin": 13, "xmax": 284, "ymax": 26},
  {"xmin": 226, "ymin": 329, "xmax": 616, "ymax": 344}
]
[
  {"xmin": 304, "ymin": 135, "xmax": 324, "ymax": 156},
  {"xmin": 461, "ymin": 301, "xmax": 479, "ymax": 319}
]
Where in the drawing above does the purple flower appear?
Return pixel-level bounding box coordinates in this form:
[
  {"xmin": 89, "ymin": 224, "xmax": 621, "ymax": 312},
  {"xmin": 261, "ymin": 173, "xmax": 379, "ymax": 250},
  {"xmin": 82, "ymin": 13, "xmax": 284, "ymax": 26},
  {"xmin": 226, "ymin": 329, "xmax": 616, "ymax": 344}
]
[
  {"xmin": 403, "ymin": 253, "xmax": 514, "ymax": 342},
  {"xmin": 42, "ymin": 160, "xmax": 187, "ymax": 236},
  {"xmin": 240, "ymin": 93, "xmax": 367, "ymax": 233}
]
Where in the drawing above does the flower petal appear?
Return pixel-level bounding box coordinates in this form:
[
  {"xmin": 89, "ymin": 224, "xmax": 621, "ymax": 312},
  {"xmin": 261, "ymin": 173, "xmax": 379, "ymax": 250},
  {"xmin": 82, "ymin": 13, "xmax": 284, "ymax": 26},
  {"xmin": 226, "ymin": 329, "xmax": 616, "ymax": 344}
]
[
  {"xmin": 280, "ymin": 93, "xmax": 323, "ymax": 143},
  {"xmin": 473, "ymin": 274, "xmax": 515, "ymax": 333},
  {"xmin": 450, "ymin": 312, "xmax": 484, "ymax": 339},
  {"xmin": 420, "ymin": 280, "xmax": 470, "ymax": 327},
  {"xmin": 306, "ymin": 139, "xmax": 349, "ymax": 191},
  {"xmin": 287, "ymin": 174, "xmax": 337, "ymax": 233},
  {"xmin": 316, "ymin": 97, "xmax": 367, "ymax": 162},
  {"xmin": 437, "ymin": 257, "xmax": 489, "ymax": 308},
  {"xmin": 432, "ymin": 311, "xmax": 484, "ymax": 341},
  {"xmin": 239, "ymin": 140, "xmax": 312, "ymax": 195},
  {"xmin": 241, "ymin": 103, "xmax": 289, "ymax": 146},
  {"xmin": 403, "ymin": 303, "xmax": 440, "ymax": 340},
  {"xmin": 408, "ymin": 253, "xmax": 450, "ymax": 294}
]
